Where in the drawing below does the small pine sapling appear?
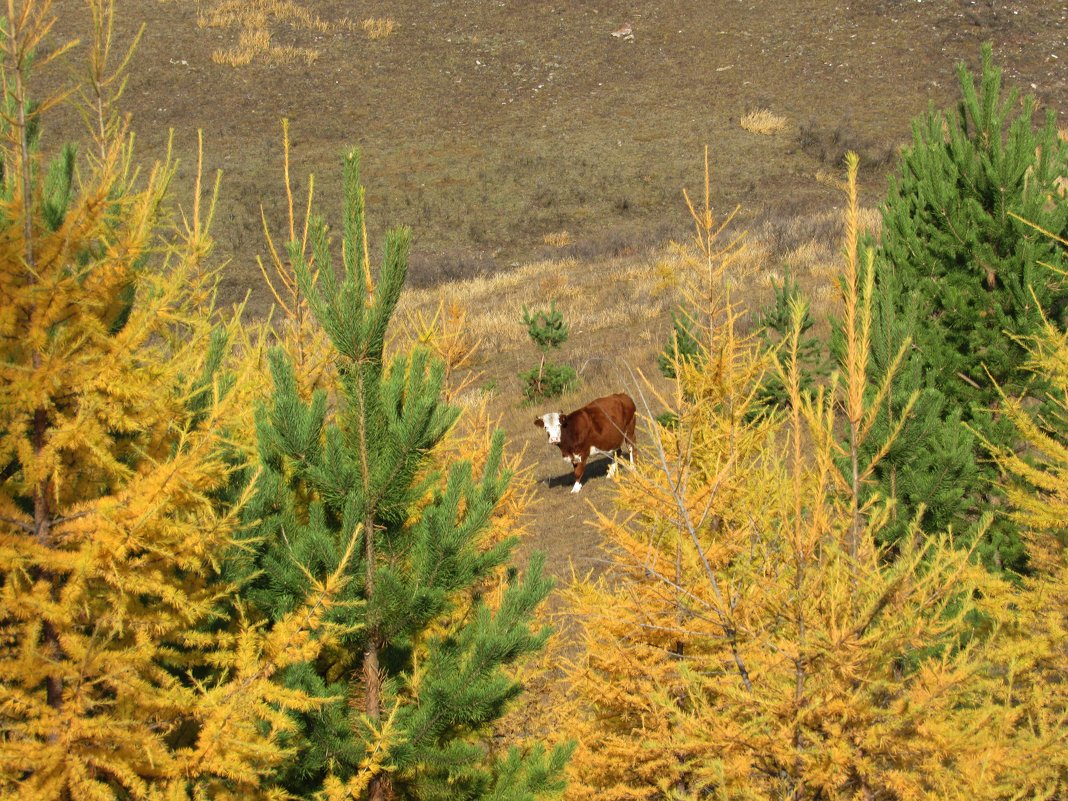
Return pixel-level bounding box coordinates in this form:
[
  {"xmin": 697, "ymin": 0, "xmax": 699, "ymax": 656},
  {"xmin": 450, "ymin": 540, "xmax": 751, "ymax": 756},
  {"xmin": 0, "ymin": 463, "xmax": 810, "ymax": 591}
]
[
  {"xmin": 520, "ymin": 301, "xmax": 578, "ymax": 401},
  {"xmin": 754, "ymin": 270, "xmax": 825, "ymax": 408},
  {"xmin": 657, "ymin": 309, "xmax": 703, "ymax": 380}
]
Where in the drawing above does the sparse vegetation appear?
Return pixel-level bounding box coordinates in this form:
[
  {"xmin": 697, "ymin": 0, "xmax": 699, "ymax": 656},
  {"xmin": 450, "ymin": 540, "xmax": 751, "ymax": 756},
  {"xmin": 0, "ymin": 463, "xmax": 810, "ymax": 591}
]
[
  {"xmin": 520, "ymin": 301, "xmax": 579, "ymax": 402},
  {"xmin": 740, "ymin": 108, "xmax": 787, "ymax": 135},
  {"xmin": 198, "ymin": 0, "xmax": 355, "ymax": 66},
  {"xmin": 361, "ymin": 16, "xmax": 395, "ymax": 40},
  {"xmin": 543, "ymin": 229, "xmax": 574, "ymax": 248}
]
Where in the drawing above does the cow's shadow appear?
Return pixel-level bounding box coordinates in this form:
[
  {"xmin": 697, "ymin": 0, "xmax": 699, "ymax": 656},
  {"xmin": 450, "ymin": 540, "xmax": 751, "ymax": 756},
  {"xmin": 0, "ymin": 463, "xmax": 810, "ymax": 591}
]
[{"xmin": 545, "ymin": 455, "xmax": 616, "ymax": 490}]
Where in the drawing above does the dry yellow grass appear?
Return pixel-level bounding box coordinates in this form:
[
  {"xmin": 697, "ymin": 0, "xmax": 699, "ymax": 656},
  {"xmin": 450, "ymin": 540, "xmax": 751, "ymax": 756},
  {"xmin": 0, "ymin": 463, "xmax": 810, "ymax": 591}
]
[
  {"xmin": 395, "ymin": 253, "xmax": 676, "ymax": 417},
  {"xmin": 758, "ymin": 206, "xmax": 881, "ymax": 320},
  {"xmin": 362, "ymin": 17, "xmax": 395, "ymax": 40},
  {"xmin": 379, "ymin": 137, "xmax": 887, "ymax": 460},
  {"xmin": 213, "ymin": 28, "xmax": 272, "ymax": 67},
  {"xmin": 392, "ymin": 199, "xmax": 884, "ymax": 409},
  {"xmin": 740, "ymin": 109, "xmax": 788, "ymax": 135},
  {"xmin": 199, "ymin": 0, "xmax": 355, "ymax": 66},
  {"xmin": 542, "ymin": 230, "xmax": 573, "ymax": 248},
  {"xmin": 1056, "ymin": 129, "xmax": 1068, "ymax": 197}
]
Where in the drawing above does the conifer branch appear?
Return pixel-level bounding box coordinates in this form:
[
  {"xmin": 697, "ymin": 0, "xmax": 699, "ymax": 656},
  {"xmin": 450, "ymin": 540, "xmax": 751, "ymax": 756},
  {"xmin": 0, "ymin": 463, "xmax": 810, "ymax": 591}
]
[
  {"xmin": 627, "ymin": 372, "xmax": 754, "ymax": 693},
  {"xmin": 0, "ymin": 514, "xmax": 32, "ymax": 532}
]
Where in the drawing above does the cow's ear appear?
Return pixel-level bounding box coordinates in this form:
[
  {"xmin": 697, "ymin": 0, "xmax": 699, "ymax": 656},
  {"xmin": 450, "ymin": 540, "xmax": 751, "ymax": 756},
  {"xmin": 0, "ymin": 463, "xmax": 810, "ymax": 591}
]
[
  {"xmin": 534, "ymin": 418, "xmax": 544, "ymax": 428},
  {"xmin": 559, "ymin": 415, "xmax": 568, "ymax": 427}
]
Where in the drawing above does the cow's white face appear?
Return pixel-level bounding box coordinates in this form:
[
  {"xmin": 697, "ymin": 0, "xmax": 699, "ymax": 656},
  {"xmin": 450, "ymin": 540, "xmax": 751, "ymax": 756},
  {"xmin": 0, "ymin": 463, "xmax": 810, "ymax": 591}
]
[{"xmin": 535, "ymin": 412, "xmax": 564, "ymax": 445}]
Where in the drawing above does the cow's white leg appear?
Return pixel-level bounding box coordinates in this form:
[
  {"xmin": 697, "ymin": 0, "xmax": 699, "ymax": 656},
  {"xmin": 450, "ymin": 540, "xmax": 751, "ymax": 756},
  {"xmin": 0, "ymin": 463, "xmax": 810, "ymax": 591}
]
[{"xmin": 570, "ymin": 452, "xmax": 589, "ymax": 493}]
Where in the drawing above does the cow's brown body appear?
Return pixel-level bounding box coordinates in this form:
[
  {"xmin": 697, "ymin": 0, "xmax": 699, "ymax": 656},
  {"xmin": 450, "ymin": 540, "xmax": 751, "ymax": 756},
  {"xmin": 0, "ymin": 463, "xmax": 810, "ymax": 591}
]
[{"xmin": 534, "ymin": 393, "xmax": 637, "ymax": 492}]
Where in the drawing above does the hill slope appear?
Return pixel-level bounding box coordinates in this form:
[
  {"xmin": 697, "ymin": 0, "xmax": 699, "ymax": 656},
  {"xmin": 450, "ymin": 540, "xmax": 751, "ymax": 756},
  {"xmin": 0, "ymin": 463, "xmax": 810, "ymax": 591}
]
[{"xmin": 40, "ymin": 1, "xmax": 1067, "ymax": 309}]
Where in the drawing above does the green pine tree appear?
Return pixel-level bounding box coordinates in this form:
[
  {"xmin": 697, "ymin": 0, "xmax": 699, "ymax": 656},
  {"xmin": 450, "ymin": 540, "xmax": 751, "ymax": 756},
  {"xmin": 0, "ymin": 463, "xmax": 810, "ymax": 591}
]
[
  {"xmin": 832, "ymin": 241, "xmax": 984, "ymax": 553},
  {"xmin": 881, "ymin": 43, "xmax": 1067, "ymax": 416},
  {"xmin": 753, "ymin": 270, "xmax": 825, "ymax": 408},
  {"xmin": 657, "ymin": 309, "xmax": 703, "ymax": 380},
  {"xmin": 520, "ymin": 301, "xmax": 578, "ymax": 401},
  {"xmin": 233, "ymin": 149, "xmax": 571, "ymax": 801},
  {"xmin": 875, "ymin": 42, "xmax": 1068, "ymax": 571}
]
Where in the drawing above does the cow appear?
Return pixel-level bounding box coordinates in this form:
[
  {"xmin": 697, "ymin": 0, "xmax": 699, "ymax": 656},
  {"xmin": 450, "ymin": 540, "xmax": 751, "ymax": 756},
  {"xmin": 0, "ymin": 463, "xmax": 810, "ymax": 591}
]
[{"xmin": 534, "ymin": 392, "xmax": 637, "ymax": 493}]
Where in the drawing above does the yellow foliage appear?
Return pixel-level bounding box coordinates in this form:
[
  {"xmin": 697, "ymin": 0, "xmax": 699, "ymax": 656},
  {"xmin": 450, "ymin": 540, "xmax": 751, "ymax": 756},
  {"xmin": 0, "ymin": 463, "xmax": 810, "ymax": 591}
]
[
  {"xmin": 543, "ymin": 229, "xmax": 574, "ymax": 248},
  {"xmin": 198, "ymin": 0, "xmax": 354, "ymax": 66},
  {"xmin": 0, "ymin": 4, "xmax": 349, "ymax": 798},
  {"xmin": 402, "ymin": 294, "xmax": 481, "ymax": 402},
  {"xmin": 986, "ymin": 239, "xmax": 1068, "ymax": 795},
  {"xmin": 254, "ymin": 118, "xmax": 336, "ymax": 400},
  {"xmin": 994, "ymin": 277, "xmax": 1068, "ymax": 552},
  {"xmin": 559, "ymin": 152, "xmax": 1067, "ymax": 800}
]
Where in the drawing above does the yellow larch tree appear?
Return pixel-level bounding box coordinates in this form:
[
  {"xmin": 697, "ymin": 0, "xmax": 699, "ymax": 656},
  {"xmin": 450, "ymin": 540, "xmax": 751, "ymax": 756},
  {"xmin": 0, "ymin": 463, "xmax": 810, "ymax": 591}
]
[
  {"xmin": 985, "ymin": 232, "xmax": 1068, "ymax": 797},
  {"xmin": 0, "ymin": 2, "xmax": 351, "ymax": 799},
  {"xmin": 991, "ymin": 222, "xmax": 1068, "ymax": 556},
  {"xmin": 561, "ymin": 152, "xmax": 1065, "ymax": 800},
  {"xmin": 560, "ymin": 148, "xmax": 779, "ymax": 800}
]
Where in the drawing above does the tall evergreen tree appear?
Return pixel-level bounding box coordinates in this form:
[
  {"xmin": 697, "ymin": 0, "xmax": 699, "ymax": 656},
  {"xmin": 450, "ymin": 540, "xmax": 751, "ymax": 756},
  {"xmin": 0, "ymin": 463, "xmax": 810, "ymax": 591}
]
[
  {"xmin": 234, "ymin": 149, "xmax": 570, "ymax": 801},
  {"xmin": 876, "ymin": 43, "xmax": 1067, "ymax": 571},
  {"xmin": 881, "ymin": 42, "xmax": 1067, "ymax": 408}
]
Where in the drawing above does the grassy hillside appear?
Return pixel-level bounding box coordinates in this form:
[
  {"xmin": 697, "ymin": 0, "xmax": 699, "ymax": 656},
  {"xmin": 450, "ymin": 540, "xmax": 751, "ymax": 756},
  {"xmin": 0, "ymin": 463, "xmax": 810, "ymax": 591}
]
[
  {"xmin": 39, "ymin": 0, "xmax": 1067, "ymax": 309},
  {"xmin": 393, "ymin": 200, "xmax": 882, "ymax": 580}
]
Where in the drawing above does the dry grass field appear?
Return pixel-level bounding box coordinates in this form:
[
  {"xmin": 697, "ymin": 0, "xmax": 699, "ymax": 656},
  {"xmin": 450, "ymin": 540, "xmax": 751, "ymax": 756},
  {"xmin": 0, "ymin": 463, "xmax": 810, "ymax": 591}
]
[
  {"xmin": 39, "ymin": 1, "xmax": 1067, "ymax": 298},
  {"xmin": 34, "ymin": 0, "xmax": 1068, "ymax": 599}
]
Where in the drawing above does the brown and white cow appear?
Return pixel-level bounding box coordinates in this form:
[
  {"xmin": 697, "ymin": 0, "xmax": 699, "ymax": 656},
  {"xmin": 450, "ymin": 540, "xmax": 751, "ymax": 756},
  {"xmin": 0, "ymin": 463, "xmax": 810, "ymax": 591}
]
[{"xmin": 534, "ymin": 392, "xmax": 637, "ymax": 493}]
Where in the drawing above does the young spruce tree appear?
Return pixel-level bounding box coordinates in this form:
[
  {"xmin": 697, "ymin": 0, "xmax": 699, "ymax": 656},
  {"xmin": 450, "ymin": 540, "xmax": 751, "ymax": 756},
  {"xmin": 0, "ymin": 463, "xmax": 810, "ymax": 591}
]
[{"xmin": 235, "ymin": 148, "xmax": 570, "ymax": 801}]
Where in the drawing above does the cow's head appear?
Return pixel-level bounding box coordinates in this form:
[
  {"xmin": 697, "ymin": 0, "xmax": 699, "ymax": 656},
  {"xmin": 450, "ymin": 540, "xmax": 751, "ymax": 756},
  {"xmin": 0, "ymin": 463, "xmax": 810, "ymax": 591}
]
[{"xmin": 534, "ymin": 412, "xmax": 565, "ymax": 445}]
